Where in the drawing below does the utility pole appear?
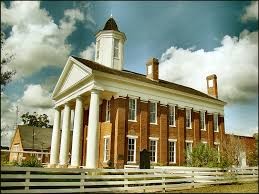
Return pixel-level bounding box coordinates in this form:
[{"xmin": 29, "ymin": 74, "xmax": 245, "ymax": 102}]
[{"xmin": 14, "ymin": 105, "xmax": 19, "ymax": 130}]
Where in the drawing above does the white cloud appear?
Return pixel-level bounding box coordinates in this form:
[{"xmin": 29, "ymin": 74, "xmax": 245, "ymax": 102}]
[
  {"xmin": 20, "ymin": 84, "xmax": 53, "ymax": 109},
  {"xmin": 241, "ymin": 1, "xmax": 258, "ymax": 22},
  {"xmin": 1, "ymin": 1, "xmax": 94, "ymax": 78},
  {"xmin": 79, "ymin": 42, "xmax": 95, "ymax": 60},
  {"xmin": 159, "ymin": 30, "xmax": 258, "ymax": 103}
]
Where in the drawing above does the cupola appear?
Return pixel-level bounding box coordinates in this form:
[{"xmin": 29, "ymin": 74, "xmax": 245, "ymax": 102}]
[{"xmin": 95, "ymin": 16, "xmax": 126, "ymax": 70}]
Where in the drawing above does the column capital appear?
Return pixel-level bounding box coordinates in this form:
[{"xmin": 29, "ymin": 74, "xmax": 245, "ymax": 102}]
[
  {"xmin": 90, "ymin": 89, "xmax": 101, "ymax": 94},
  {"xmin": 76, "ymin": 95, "xmax": 83, "ymax": 100},
  {"xmin": 54, "ymin": 106, "xmax": 62, "ymax": 111}
]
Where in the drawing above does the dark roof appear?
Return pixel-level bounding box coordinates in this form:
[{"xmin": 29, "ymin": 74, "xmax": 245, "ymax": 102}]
[
  {"xmin": 18, "ymin": 125, "xmax": 52, "ymax": 150},
  {"xmin": 103, "ymin": 17, "xmax": 119, "ymax": 31},
  {"xmin": 72, "ymin": 56, "xmax": 224, "ymax": 103}
]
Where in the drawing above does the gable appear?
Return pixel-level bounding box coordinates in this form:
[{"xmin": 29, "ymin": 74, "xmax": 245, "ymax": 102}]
[
  {"xmin": 10, "ymin": 128, "xmax": 23, "ymax": 151},
  {"xmin": 60, "ymin": 64, "xmax": 90, "ymax": 93},
  {"xmin": 52, "ymin": 57, "xmax": 93, "ymax": 98}
]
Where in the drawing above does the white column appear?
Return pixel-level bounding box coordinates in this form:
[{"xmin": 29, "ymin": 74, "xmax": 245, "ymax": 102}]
[
  {"xmin": 59, "ymin": 103, "xmax": 71, "ymax": 167},
  {"xmin": 70, "ymin": 97, "xmax": 84, "ymax": 167},
  {"xmin": 86, "ymin": 90, "xmax": 100, "ymax": 168},
  {"xmin": 49, "ymin": 107, "xmax": 61, "ymax": 167}
]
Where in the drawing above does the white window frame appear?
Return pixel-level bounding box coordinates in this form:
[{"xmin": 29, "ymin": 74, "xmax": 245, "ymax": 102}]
[
  {"xmin": 200, "ymin": 111, "xmax": 206, "ymax": 131},
  {"xmin": 169, "ymin": 105, "xmax": 176, "ymax": 127},
  {"xmin": 149, "ymin": 137, "xmax": 158, "ymax": 163},
  {"xmin": 168, "ymin": 139, "xmax": 177, "ymax": 164},
  {"xmin": 208, "ymin": 79, "xmax": 213, "ymax": 88},
  {"xmin": 186, "ymin": 108, "xmax": 192, "ymax": 129},
  {"xmin": 127, "ymin": 135, "xmax": 138, "ymax": 163},
  {"xmin": 185, "ymin": 140, "xmax": 193, "ymax": 161},
  {"xmin": 149, "ymin": 101, "xmax": 157, "ymax": 124},
  {"xmin": 128, "ymin": 98, "xmax": 137, "ymax": 122},
  {"xmin": 12, "ymin": 144, "xmax": 20, "ymax": 161},
  {"xmin": 96, "ymin": 40, "xmax": 100, "ymax": 59},
  {"xmin": 103, "ymin": 136, "xmax": 110, "ymax": 162},
  {"xmin": 214, "ymin": 142, "xmax": 220, "ymax": 162},
  {"xmin": 147, "ymin": 65, "xmax": 152, "ymax": 74},
  {"xmin": 214, "ymin": 113, "xmax": 219, "ymax": 132},
  {"xmin": 113, "ymin": 38, "xmax": 119, "ymax": 59},
  {"xmin": 105, "ymin": 100, "xmax": 110, "ymax": 122}
]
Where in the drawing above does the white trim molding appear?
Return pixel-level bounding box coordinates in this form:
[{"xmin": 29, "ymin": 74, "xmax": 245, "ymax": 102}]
[
  {"xmin": 126, "ymin": 135, "xmax": 138, "ymax": 139},
  {"xmin": 149, "ymin": 137, "xmax": 159, "ymax": 141}
]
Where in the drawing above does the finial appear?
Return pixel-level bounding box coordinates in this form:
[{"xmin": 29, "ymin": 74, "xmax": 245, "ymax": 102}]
[{"xmin": 110, "ymin": 10, "xmax": 112, "ymax": 18}]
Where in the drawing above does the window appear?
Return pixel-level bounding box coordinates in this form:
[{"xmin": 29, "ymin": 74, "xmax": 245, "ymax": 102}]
[
  {"xmin": 214, "ymin": 114, "xmax": 219, "ymax": 132},
  {"xmin": 185, "ymin": 141, "xmax": 193, "ymax": 162},
  {"xmin": 214, "ymin": 143, "xmax": 220, "ymax": 162},
  {"xmin": 105, "ymin": 100, "xmax": 110, "ymax": 122},
  {"xmin": 96, "ymin": 40, "xmax": 100, "ymax": 59},
  {"xmin": 150, "ymin": 102, "xmax": 157, "ymax": 124},
  {"xmin": 208, "ymin": 79, "xmax": 213, "ymax": 87},
  {"xmin": 147, "ymin": 65, "xmax": 152, "ymax": 74},
  {"xmin": 127, "ymin": 137, "xmax": 136, "ymax": 162},
  {"xmin": 149, "ymin": 139, "xmax": 158, "ymax": 163},
  {"xmin": 169, "ymin": 140, "xmax": 176, "ymax": 163},
  {"xmin": 114, "ymin": 39, "xmax": 119, "ymax": 58},
  {"xmin": 12, "ymin": 144, "xmax": 20, "ymax": 161},
  {"xmin": 200, "ymin": 111, "xmax": 206, "ymax": 130},
  {"xmin": 103, "ymin": 137, "xmax": 110, "ymax": 162},
  {"xmin": 186, "ymin": 109, "xmax": 192, "ymax": 129},
  {"xmin": 128, "ymin": 98, "xmax": 137, "ymax": 121},
  {"xmin": 169, "ymin": 105, "xmax": 176, "ymax": 126}
]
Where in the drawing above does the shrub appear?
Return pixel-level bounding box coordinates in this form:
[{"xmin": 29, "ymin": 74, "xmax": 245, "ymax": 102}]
[
  {"xmin": 16, "ymin": 156, "xmax": 42, "ymax": 167},
  {"xmin": 189, "ymin": 143, "xmax": 220, "ymax": 168}
]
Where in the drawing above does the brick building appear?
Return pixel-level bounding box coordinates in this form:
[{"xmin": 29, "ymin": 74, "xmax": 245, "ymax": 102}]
[{"xmin": 48, "ymin": 17, "xmax": 254, "ymax": 169}]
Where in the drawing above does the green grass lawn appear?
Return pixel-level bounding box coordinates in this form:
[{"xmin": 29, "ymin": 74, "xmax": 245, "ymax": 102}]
[{"xmin": 168, "ymin": 182, "xmax": 258, "ymax": 193}]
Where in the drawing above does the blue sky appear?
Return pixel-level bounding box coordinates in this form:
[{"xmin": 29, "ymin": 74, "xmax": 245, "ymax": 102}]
[{"xmin": 1, "ymin": 1, "xmax": 258, "ymax": 145}]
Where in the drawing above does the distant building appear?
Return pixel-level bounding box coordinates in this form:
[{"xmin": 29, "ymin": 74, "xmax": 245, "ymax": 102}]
[
  {"xmin": 48, "ymin": 16, "xmax": 256, "ymax": 169},
  {"xmin": 224, "ymin": 134, "xmax": 257, "ymax": 167},
  {"xmin": 9, "ymin": 125, "xmax": 52, "ymax": 163}
]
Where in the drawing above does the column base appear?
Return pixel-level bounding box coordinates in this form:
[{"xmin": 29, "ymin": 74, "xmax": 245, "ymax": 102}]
[
  {"xmin": 48, "ymin": 164, "xmax": 57, "ymax": 168},
  {"xmin": 57, "ymin": 164, "xmax": 68, "ymax": 168}
]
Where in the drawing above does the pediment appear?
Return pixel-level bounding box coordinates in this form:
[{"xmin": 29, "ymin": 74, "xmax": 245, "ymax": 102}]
[
  {"xmin": 52, "ymin": 57, "xmax": 92, "ymax": 98},
  {"xmin": 60, "ymin": 64, "xmax": 89, "ymax": 93}
]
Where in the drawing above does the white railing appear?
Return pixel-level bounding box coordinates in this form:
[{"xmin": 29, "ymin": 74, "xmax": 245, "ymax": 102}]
[{"xmin": 1, "ymin": 166, "xmax": 258, "ymax": 193}]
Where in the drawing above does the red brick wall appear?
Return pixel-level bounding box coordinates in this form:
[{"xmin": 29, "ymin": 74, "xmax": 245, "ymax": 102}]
[
  {"xmin": 114, "ymin": 97, "xmax": 127, "ymax": 168},
  {"xmin": 159, "ymin": 105, "xmax": 168, "ymax": 165},
  {"xmin": 207, "ymin": 114, "xmax": 214, "ymax": 147},
  {"xmin": 81, "ymin": 96, "xmax": 229, "ymax": 168},
  {"xmin": 177, "ymin": 108, "xmax": 186, "ymax": 165},
  {"xmin": 140, "ymin": 101, "xmax": 149, "ymax": 150},
  {"xmin": 193, "ymin": 111, "xmax": 200, "ymax": 146}
]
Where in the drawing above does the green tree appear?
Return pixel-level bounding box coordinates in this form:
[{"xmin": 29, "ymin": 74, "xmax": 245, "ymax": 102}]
[
  {"xmin": 189, "ymin": 143, "xmax": 220, "ymax": 167},
  {"xmin": 21, "ymin": 112, "xmax": 53, "ymax": 128},
  {"xmin": 1, "ymin": 32, "xmax": 16, "ymax": 91}
]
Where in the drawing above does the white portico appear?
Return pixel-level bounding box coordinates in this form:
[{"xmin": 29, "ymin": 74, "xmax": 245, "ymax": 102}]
[
  {"xmin": 49, "ymin": 57, "xmax": 106, "ymax": 168},
  {"xmin": 49, "ymin": 16, "xmax": 125, "ymax": 168}
]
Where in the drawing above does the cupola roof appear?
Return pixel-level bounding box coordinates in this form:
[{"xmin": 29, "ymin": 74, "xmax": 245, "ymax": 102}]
[{"xmin": 103, "ymin": 16, "xmax": 119, "ymax": 31}]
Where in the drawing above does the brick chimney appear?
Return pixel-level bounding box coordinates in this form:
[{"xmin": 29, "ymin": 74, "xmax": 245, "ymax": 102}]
[
  {"xmin": 206, "ymin": 74, "xmax": 218, "ymax": 98},
  {"xmin": 146, "ymin": 58, "xmax": 159, "ymax": 81}
]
